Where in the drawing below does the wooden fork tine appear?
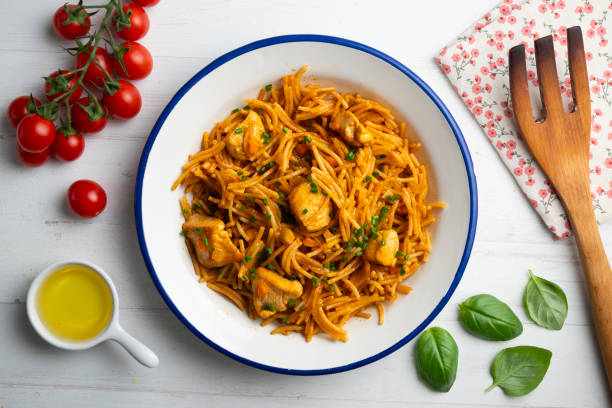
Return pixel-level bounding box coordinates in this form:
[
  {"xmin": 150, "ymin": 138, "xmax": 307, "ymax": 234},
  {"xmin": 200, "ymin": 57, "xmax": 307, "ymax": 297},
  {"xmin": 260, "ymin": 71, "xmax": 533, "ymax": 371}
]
[
  {"xmin": 534, "ymin": 35, "xmax": 564, "ymax": 117},
  {"xmin": 509, "ymin": 45, "xmax": 535, "ymax": 127},
  {"xmin": 567, "ymin": 26, "xmax": 591, "ymax": 130}
]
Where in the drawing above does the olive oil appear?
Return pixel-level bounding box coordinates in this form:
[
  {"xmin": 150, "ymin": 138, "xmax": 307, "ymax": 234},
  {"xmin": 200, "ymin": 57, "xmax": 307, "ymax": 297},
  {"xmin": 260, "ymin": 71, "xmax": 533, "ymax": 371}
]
[{"xmin": 37, "ymin": 264, "xmax": 113, "ymax": 341}]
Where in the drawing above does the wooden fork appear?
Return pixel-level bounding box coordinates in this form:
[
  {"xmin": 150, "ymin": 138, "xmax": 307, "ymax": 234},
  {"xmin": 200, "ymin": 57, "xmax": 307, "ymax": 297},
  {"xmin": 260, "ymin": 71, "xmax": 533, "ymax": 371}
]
[{"xmin": 509, "ymin": 26, "xmax": 612, "ymax": 390}]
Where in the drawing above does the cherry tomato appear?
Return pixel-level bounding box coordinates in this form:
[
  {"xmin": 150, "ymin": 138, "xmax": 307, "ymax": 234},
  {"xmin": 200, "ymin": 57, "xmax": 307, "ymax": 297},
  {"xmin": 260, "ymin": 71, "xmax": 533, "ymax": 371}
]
[
  {"xmin": 113, "ymin": 4, "xmax": 149, "ymax": 41},
  {"xmin": 51, "ymin": 132, "xmax": 85, "ymax": 162},
  {"xmin": 53, "ymin": 4, "xmax": 91, "ymax": 40},
  {"xmin": 17, "ymin": 144, "xmax": 51, "ymax": 167},
  {"xmin": 133, "ymin": 0, "xmax": 159, "ymax": 6},
  {"xmin": 71, "ymin": 97, "xmax": 108, "ymax": 134},
  {"xmin": 7, "ymin": 96, "xmax": 40, "ymax": 128},
  {"xmin": 44, "ymin": 70, "xmax": 82, "ymax": 105},
  {"xmin": 16, "ymin": 114, "xmax": 56, "ymax": 153},
  {"xmin": 75, "ymin": 47, "xmax": 113, "ymax": 87},
  {"xmin": 67, "ymin": 179, "xmax": 107, "ymax": 218},
  {"xmin": 113, "ymin": 42, "xmax": 153, "ymax": 80},
  {"xmin": 104, "ymin": 80, "xmax": 142, "ymax": 119}
]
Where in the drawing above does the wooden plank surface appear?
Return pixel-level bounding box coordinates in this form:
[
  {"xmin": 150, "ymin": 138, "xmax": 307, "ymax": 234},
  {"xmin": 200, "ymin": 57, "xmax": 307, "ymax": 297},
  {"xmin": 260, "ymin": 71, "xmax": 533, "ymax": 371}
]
[{"xmin": 1, "ymin": 0, "xmax": 610, "ymax": 407}]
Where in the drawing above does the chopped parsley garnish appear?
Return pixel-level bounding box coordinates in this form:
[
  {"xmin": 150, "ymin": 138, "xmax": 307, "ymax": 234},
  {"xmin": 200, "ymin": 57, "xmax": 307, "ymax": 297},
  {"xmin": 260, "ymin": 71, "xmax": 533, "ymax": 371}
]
[
  {"xmin": 232, "ymin": 108, "xmax": 239, "ymax": 113},
  {"xmin": 192, "ymin": 203, "xmax": 201, "ymax": 210},
  {"xmin": 237, "ymin": 171, "xmax": 243, "ymax": 176},
  {"xmin": 234, "ymin": 128, "xmax": 243, "ymax": 134},
  {"xmin": 347, "ymin": 248, "xmax": 354, "ymax": 253},
  {"xmin": 302, "ymin": 136, "xmax": 311, "ymax": 144},
  {"xmin": 265, "ymin": 214, "xmax": 272, "ymax": 221},
  {"xmin": 304, "ymin": 154, "xmax": 312, "ymax": 161},
  {"xmin": 381, "ymin": 238, "xmax": 386, "ymax": 245},
  {"xmin": 263, "ymin": 246, "xmax": 273, "ymax": 255},
  {"xmin": 265, "ymin": 84, "xmax": 272, "ymax": 91},
  {"xmin": 345, "ymin": 147, "xmax": 356, "ymax": 161},
  {"xmin": 311, "ymin": 276, "xmax": 319, "ymax": 288},
  {"xmin": 267, "ymin": 264, "xmax": 276, "ymax": 270},
  {"xmin": 356, "ymin": 251, "xmax": 363, "ymax": 257},
  {"xmin": 364, "ymin": 176, "xmax": 372, "ymax": 182},
  {"xmin": 329, "ymin": 285, "xmax": 335, "ymax": 292},
  {"xmin": 243, "ymin": 104, "xmax": 250, "ymax": 110},
  {"xmin": 396, "ymin": 250, "xmax": 405, "ymax": 258},
  {"xmin": 381, "ymin": 206, "xmax": 390, "ymax": 214},
  {"xmin": 217, "ymin": 268, "xmax": 223, "ymax": 275},
  {"xmin": 249, "ymin": 267, "xmax": 256, "ymax": 273},
  {"xmin": 331, "ymin": 226, "xmax": 338, "ymax": 234},
  {"xmin": 302, "ymin": 209, "xmax": 308, "ymax": 214},
  {"xmin": 341, "ymin": 257, "xmax": 348, "ymax": 262},
  {"xmin": 269, "ymin": 161, "xmax": 276, "ymax": 167},
  {"xmin": 242, "ymin": 275, "xmax": 248, "ymax": 281},
  {"xmin": 262, "ymin": 304, "xmax": 276, "ymax": 312},
  {"xmin": 203, "ymin": 237, "xmax": 209, "ymax": 245},
  {"xmin": 241, "ymin": 175, "xmax": 247, "ymax": 181},
  {"xmin": 179, "ymin": 229, "xmax": 185, "ymax": 236},
  {"xmin": 282, "ymin": 317, "xmax": 289, "ymax": 323},
  {"xmin": 257, "ymin": 108, "xmax": 263, "ymax": 115},
  {"xmin": 263, "ymin": 198, "xmax": 268, "ymax": 206},
  {"xmin": 400, "ymin": 269, "xmax": 406, "ymax": 276},
  {"xmin": 287, "ymin": 299, "xmax": 296, "ymax": 307},
  {"xmin": 306, "ymin": 174, "xmax": 312, "ymax": 182},
  {"xmin": 379, "ymin": 154, "xmax": 387, "ymax": 158},
  {"xmin": 195, "ymin": 228, "xmax": 202, "ymax": 234},
  {"xmin": 372, "ymin": 171, "xmax": 380, "ymax": 179},
  {"xmin": 282, "ymin": 127, "xmax": 288, "ymax": 133},
  {"xmin": 183, "ymin": 209, "xmax": 189, "ymax": 215},
  {"xmin": 250, "ymin": 272, "xmax": 256, "ymax": 279},
  {"xmin": 329, "ymin": 211, "xmax": 335, "ymax": 218},
  {"xmin": 249, "ymin": 216, "xmax": 256, "ymax": 222},
  {"xmin": 321, "ymin": 277, "xmax": 328, "ymax": 283},
  {"xmin": 321, "ymin": 189, "xmax": 328, "ymax": 196},
  {"xmin": 278, "ymin": 192, "xmax": 286, "ymax": 199},
  {"xmin": 247, "ymin": 196, "xmax": 254, "ymax": 203}
]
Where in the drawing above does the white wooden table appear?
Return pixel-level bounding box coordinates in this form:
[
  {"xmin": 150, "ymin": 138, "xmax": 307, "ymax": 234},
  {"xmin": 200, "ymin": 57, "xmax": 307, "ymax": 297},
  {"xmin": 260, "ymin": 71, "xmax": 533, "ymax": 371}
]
[{"xmin": 1, "ymin": 1, "xmax": 611, "ymax": 407}]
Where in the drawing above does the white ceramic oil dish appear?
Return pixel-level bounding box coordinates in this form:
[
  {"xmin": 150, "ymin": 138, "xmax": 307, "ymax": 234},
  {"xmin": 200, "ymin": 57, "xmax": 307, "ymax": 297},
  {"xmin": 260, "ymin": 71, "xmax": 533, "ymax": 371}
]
[
  {"xmin": 27, "ymin": 260, "xmax": 159, "ymax": 368},
  {"xmin": 135, "ymin": 35, "xmax": 477, "ymax": 374}
]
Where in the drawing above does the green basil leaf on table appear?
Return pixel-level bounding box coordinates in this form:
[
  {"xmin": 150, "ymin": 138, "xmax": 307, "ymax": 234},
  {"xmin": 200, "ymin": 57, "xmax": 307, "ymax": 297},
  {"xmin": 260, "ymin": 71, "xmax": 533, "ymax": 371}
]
[
  {"xmin": 459, "ymin": 294, "xmax": 523, "ymax": 341},
  {"xmin": 486, "ymin": 345, "xmax": 552, "ymax": 396},
  {"xmin": 415, "ymin": 326, "xmax": 458, "ymax": 392},
  {"xmin": 523, "ymin": 269, "xmax": 568, "ymax": 330}
]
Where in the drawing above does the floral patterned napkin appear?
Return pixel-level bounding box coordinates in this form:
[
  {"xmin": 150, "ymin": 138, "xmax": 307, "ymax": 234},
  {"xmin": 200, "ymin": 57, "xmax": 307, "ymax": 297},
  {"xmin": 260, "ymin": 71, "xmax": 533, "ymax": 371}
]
[{"xmin": 436, "ymin": 0, "xmax": 612, "ymax": 239}]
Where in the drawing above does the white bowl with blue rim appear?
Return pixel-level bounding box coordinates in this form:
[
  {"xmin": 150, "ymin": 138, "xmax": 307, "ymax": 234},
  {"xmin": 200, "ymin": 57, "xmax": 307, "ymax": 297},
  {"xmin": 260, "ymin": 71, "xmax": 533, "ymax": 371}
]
[{"xmin": 135, "ymin": 35, "xmax": 477, "ymax": 375}]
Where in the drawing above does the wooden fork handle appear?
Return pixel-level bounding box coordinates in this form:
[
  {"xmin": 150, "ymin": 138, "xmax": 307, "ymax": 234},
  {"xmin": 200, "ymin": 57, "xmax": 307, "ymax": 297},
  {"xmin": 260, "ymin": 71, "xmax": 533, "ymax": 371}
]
[{"xmin": 566, "ymin": 198, "xmax": 612, "ymax": 389}]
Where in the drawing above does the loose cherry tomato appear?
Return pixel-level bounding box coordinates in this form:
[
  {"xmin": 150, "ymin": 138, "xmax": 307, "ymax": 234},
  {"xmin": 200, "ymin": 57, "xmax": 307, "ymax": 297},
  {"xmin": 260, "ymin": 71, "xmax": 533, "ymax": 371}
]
[
  {"xmin": 44, "ymin": 70, "xmax": 82, "ymax": 105},
  {"xmin": 75, "ymin": 47, "xmax": 113, "ymax": 87},
  {"xmin": 7, "ymin": 96, "xmax": 40, "ymax": 128},
  {"xmin": 134, "ymin": 0, "xmax": 159, "ymax": 6},
  {"xmin": 71, "ymin": 97, "xmax": 108, "ymax": 134},
  {"xmin": 113, "ymin": 4, "xmax": 149, "ymax": 41},
  {"xmin": 51, "ymin": 131, "xmax": 85, "ymax": 162},
  {"xmin": 104, "ymin": 80, "xmax": 142, "ymax": 119},
  {"xmin": 53, "ymin": 4, "xmax": 91, "ymax": 40},
  {"xmin": 16, "ymin": 114, "xmax": 56, "ymax": 153},
  {"xmin": 17, "ymin": 144, "xmax": 51, "ymax": 167},
  {"xmin": 67, "ymin": 179, "xmax": 107, "ymax": 218},
  {"xmin": 113, "ymin": 42, "xmax": 153, "ymax": 80}
]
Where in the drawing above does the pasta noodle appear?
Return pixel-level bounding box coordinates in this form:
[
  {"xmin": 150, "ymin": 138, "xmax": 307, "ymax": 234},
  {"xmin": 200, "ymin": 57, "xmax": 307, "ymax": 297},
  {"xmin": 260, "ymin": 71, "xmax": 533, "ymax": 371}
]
[{"xmin": 173, "ymin": 67, "xmax": 443, "ymax": 342}]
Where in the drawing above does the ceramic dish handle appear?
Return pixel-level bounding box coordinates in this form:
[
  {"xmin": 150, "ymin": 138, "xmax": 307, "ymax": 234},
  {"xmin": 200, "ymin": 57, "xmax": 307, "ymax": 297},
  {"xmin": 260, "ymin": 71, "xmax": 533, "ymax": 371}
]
[{"xmin": 110, "ymin": 325, "xmax": 159, "ymax": 368}]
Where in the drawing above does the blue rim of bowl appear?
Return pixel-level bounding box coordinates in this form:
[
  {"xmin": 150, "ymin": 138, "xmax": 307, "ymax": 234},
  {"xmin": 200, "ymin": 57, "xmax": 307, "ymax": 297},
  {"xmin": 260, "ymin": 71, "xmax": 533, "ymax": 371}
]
[{"xmin": 135, "ymin": 34, "xmax": 478, "ymax": 376}]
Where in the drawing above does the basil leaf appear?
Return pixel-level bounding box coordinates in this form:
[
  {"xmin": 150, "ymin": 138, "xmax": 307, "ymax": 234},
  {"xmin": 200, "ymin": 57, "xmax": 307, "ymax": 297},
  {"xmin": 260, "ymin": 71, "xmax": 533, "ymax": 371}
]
[
  {"xmin": 459, "ymin": 294, "xmax": 523, "ymax": 341},
  {"xmin": 486, "ymin": 346, "xmax": 552, "ymax": 396},
  {"xmin": 523, "ymin": 270, "xmax": 568, "ymax": 330},
  {"xmin": 415, "ymin": 327, "xmax": 458, "ymax": 392}
]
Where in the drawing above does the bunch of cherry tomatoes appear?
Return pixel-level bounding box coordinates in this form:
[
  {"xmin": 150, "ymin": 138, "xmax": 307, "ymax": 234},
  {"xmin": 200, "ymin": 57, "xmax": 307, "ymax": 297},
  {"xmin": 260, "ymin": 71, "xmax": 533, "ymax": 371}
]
[{"xmin": 6, "ymin": 0, "xmax": 158, "ymax": 217}]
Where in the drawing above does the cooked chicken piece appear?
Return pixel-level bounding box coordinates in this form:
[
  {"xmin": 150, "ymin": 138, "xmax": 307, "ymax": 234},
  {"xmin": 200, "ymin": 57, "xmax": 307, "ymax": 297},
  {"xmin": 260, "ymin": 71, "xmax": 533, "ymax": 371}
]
[
  {"xmin": 251, "ymin": 268, "xmax": 303, "ymax": 318},
  {"xmin": 330, "ymin": 111, "xmax": 373, "ymax": 146},
  {"xmin": 183, "ymin": 214, "xmax": 241, "ymax": 268},
  {"xmin": 225, "ymin": 110, "xmax": 266, "ymax": 161},
  {"xmin": 279, "ymin": 227, "xmax": 295, "ymax": 244},
  {"xmin": 365, "ymin": 229, "xmax": 399, "ymax": 266},
  {"xmin": 289, "ymin": 182, "xmax": 333, "ymax": 231}
]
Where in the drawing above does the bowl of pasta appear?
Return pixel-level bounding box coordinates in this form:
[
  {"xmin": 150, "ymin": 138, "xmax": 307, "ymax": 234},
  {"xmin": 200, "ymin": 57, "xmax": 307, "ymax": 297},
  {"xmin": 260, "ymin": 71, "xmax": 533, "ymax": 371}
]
[{"xmin": 135, "ymin": 35, "xmax": 477, "ymax": 375}]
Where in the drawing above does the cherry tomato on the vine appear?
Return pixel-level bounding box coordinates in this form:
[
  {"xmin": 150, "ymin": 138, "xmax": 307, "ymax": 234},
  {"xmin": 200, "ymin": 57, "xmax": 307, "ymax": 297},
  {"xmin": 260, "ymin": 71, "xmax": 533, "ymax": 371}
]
[
  {"xmin": 51, "ymin": 132, "xmax": 85, "ymax": 162},
  {"xmin": 75, "ymin": 47, "xmax": 113, "ymax": 87},
  {"xmin": 17, "ymin": 145, "xmax": 51, "ymax": 167},
  {"xmin": 44, "ymin": 70, "xmax": 83, "ymax": 105},
  {"xmin": 104, "ymin": 80, "xmax": 142, "ymax": 119},
  {"xmin": 7, "ymin": 96, "xmax": 40, "ymax": 128},
  {"xmin": 71, "ymin": 97, "xmax": 108, "ymax": 134},
  {"xmin": 133, "ymin": 0, "xmax": 159, "ymax": 6},
  {"xmin": 16, "ymin": 114, "xmax": 56, "ymax": 153},
  {"xmin": 53, "ymin": 4, "xmax": 91, "ymax": 40},
  {"xmin": 113, "ymin": 42, "xmax": 153, "ymax": 80},
  {"xmin": 67, "ymin": 179, "xmax": 107, "ymax": 218},
  {"xmin": 113, "ymin": 4, "xmax": 149, "ymax": 41}
]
